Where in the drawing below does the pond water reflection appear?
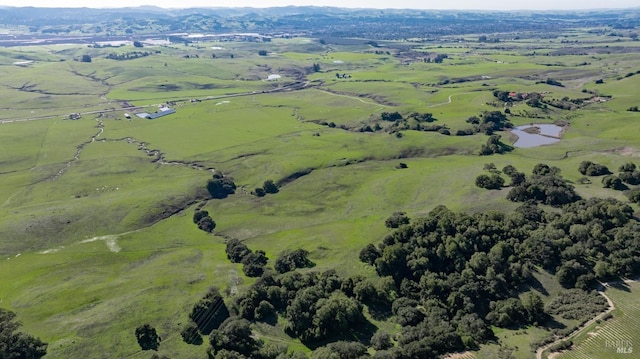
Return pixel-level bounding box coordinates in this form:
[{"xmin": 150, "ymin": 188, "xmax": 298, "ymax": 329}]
[{"xmin": 512, "ymin": 124, "xmax": 564, "ymax": 148}]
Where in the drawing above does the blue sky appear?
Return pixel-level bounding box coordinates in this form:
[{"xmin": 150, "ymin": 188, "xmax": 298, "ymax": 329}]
[{"xmin": 0, "ymin": 0, "xmax": 638, "ymax": 10}]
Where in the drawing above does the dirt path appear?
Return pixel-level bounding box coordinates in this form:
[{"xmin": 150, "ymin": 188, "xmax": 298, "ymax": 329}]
[
  {"xmin": 312, "ymin": 88, "xmax": 390, "ymax": 107},
  {"xmin": 536, "ymin": 291, "xmax": 614, "ymax": 359},
  {"xmin": 40, "ymin": 230, "xmax": 138, "ymax": 254},
  {"xmin": 536, "ymin": 279, "xmax": 638, "ymax": 359},
  {"xmin": 428, "ymin": 92, "xmax": 476, "ymax": 108}
]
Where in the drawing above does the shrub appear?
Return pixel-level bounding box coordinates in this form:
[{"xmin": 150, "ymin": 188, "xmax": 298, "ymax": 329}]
[
  {"xmin": 602, "ymin": 175, "xmax": 625, "ymax": 190},
  {"xmin": 359, "ymin": 244, "xmax": 381, "ymax": 265},
  {"xmin": 263, "ymin": 180, "xmax": 279, "ymax": 194},
  {"xmin": 253, "ymin": 187, "xmax": 266, "ymax": 197},
  {"xmin": 479, "ymin": 135, "xmax": 512, "ymax": 155},
  {"xmin": 226, "ymin": 239, "xmax": 251, "ymax": 263},
  {"xmin": 385, "ymin": 211, "xmax": 410, "ymax": 228},
  {"xmin": 619, "ymin": 162, "xmax": 637, "ymax": 172},
  {"xmin": 274, "ymin": 249, "xmax": 313, "ymax": 273},
  {"xmin": 180, "ymin": 320, "xmax": 201, "ymax": 344},
  {"xmin": 475, "ymin": 174, "xmax": 504, "ymax": 190},
  {"xmin": 619, "ymin": 170, "xmax": 640, "ymax": 185},
  {"xmin": 193, "ymin": 210, "xmax": 209, "ymax": 224},
  {"xmin": 370, "ymin": 331, "xmax": 393, "ymax": 350},
  {"xmin": 578, "ymin": 161, "xmax": 610, "ymax": 176},
  {"xmin": 189, "ymin": 287, "xmax": 229, "ymax": 333},
  {"xmin": 135, "ymin": 324, "xmax": 161, "ymax": 351},
  {"xmin": 626, "ymin": 188, "xmax": 640, "ymax": 203},
  {"xmin": 197, "ymin": 216, "xmax": 216, "ymax": 233},
  {"xmin": 207, "ymin": 176, "xmax": 236, "ymax": 199}
]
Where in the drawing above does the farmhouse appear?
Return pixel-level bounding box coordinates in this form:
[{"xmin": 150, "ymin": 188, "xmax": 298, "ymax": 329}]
[{"xmin": 135, "ymin": 107, "xmax": 176, "ymax": 119}]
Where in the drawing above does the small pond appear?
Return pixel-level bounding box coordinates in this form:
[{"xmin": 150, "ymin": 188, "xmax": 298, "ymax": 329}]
[{"xmin": 511, "ymin": 124, "xmax": 564, "ymax": 148}]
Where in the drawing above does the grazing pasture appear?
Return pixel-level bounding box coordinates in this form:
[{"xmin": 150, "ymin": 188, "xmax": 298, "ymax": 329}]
[{"xmin": 0, "ymin": 23, "xmax": 640, "ymax": 358}]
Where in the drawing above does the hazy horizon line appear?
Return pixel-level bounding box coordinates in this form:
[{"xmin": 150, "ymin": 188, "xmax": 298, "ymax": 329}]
[{"xmin": 0, "ymin": 4, "xmax": 638, "ymax": 11}]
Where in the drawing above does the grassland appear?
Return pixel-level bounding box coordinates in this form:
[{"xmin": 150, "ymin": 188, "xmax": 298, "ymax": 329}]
[{"xmin": 0, "ymin": 25, "xmax": 640, "ymax": 358}]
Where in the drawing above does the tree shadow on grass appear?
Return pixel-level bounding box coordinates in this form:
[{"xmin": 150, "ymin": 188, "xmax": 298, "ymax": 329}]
[
  {"xmin": 540, "ymin": 314, "xmax": 567, "ymax": 331},
  {"xmin": 184, "ymin": 333, "xmax": 204, "ymax": 346},
  {"xmin": 608, "ymin": 280, "xmax": 631, "ymax": 292},
  {"xmin": 367, "ymin": 305, "xmax": 392, "ymax": 321},
  {"xmin": 195, "ymin": 299, "xmax": 231, "ymax": 335},
  {"xmin": 524, "ymin": 274, "xmax": 550, "ymax": 296}
]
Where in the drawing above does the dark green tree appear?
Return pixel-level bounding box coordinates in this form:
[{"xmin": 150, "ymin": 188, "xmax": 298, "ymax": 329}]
[
  {"xmin": 619, "ymin": 170, "xmax": 640, "ymax": 185},
  {"xmin": 578, "ymin": 161, "xmax": 610, "ymax": 176},
  {"xmin": 254, "ymin": 301, "xmax": 276, "ymax": 321},
  {"xmin": 197, "ymin": 216, "xmax": 216, "ymax": 233},
  {"xmin": 521, "ymin": 292, "xmax": 545, "ymax": 325},
  {"xmin": 193, "ymin": 210, "xmax": 209, "ymax": 224},
  {"xmin": 275, "ymin": 249, "xmax": 313, "ymax": 273},
  {"xmin": 312, "ymin": 293, "xmax": 365, "ymax": 340},
  {"xmin": 370, "ymin": 330, "xmax": 393, "ymax": 350},
  {"xmin": 318, "ymin": 341, "xmax": 368, "ymax": 359},
  {"xmin": 619, "ymin": 162, "xmax": 637, "ymax": 172},
  {"xmin": 359, "ymin": 244, "xmax": 381, "ymax": 265},
  {"xmin": 385, "ymin": 211, "xmax": 410, "ymax": 228},
  {"xmin": 479, "ymin": 135, "xmax": 512, "ymax": 156},
  {"xmin": 241, "ymin": 250, "xmax": 268, "ymax": 277},
  {"xmin": 226, "ymin": 239, "xmax": 251, "ymax": 263},
  {"xmin": 627, "ymin": 188, "xmax": 640, "ymax": 203},
  {"xmin": 0, "ymin": 309, "xmax": 47, "ymax": 359},
  {"xmin": 207, "ymin": 177, "xmax": 236, "ymax": 199},
  {"xmin": 253, "ymin": 187, "xmax": 266, "ymax": 197},
  {"xmin": 190, "ymin": 287, "xmax": 230, "ymax": 334},
  {"xmin": 263, "ymin": 180, "xmax": 279, "ymax": 194},
  {"xmin": 475, "ymin": 174, "xmax": 505, "ymax": 189},
  {"xmin": 209, "ymin": 318, "xmax": 262, "ymax": 357},
  {"xmin": 135, "ymin": 324, "xmax": 161, "ymax": 351},
  {"xmin": 180, "ymin": 320, "xmax": 201, "ymax": 345},
  {"xmin": 602, "ymin": 175, "xmax": 626, "ymax": 190}
]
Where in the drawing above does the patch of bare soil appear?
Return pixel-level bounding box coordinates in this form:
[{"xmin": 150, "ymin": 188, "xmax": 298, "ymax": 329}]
[{"xmin": 617, "ymin": 147, "xmax": 640, "ymax": 157}]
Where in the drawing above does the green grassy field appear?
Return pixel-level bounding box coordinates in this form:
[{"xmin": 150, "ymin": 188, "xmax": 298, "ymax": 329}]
[{"xmin": 1, "ymin": 28, "xmax": 640, "ymax": 358}]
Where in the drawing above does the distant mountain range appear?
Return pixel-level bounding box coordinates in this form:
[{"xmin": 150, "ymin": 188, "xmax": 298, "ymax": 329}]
[{"xmin": 0, "ymin": 6, "xmax": 638, "ymax": 39}]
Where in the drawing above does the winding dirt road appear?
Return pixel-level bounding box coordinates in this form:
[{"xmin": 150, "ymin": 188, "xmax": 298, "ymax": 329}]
[
  {"xmin": 428, "ymin": 92, "xmax": 477, "ymax": 108},
  {"xmin": 536, "ymin": 279, "xmax": 638, "ymax": 359},
  {"xmin": 535, "ymin": 291, "xmax": 614, "ymax": 359}
]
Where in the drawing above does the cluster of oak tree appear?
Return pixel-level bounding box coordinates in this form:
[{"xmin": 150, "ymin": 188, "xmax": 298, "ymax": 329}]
[
  {"xmin": 136, "ymin": 162, "xmax": 640, "ymax": 358},
  {"xmin": 253, "ymin": 180, "xmax": 279, "ymax": 197},
  {"xmin": 174, "ymin": 161, "xmax": 640, "ymax": 358},
  {"xmin": 477, "ymin": 161, "xmax": 640, "ymax": 206}
]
